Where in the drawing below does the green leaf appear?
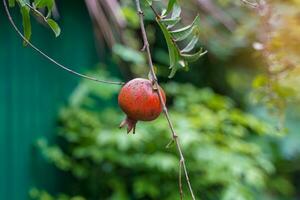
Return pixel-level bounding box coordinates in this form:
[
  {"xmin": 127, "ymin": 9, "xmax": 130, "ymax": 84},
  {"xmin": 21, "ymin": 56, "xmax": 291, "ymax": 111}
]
[
  {"xmin": 168, "ymin": 61, "xmax": 186, "ymax": 78},
  {"xmin": 160, "ymin": 17, "xmax": 180, "ymax": 27},
  {"xmin": 157, "ymin": 19, "xmax": 179, "ymax": 69},
  {"xmin": 170, "ymin": 15, "xmax": 200, "ymax": 41},
  {"xmin": 161, "ymin": 0, "xmax": 178, "ymax": 17},
  {"xmin": 181, "ymin": 49, "xmax": 207, "ymax": 62},
  {"xmin": 181, "ymin": 36, "xmax": 199, "ymax": 53},
  {"xmin": 165, "ymin": 0, "xmax": 177, "ymax": 16},
  {"xmin": 167, "ymin": 3, "xmax": 181, "ymax": 29},
  {"xmin": 34, "ymin": 0, "xmax": 54, "ymax": 17},
  {"xmin": 156, "ymin": 5, "xmax": 205, "ymax": 77},
  {"xmin": 8, "ymin": 0, "xmax": 15, "ymax": 7},
  {"xmin": 20, "ymin": 6, "xmax": 31, "ymax": 45},
  {"xmin": 157, "ymin": 16, "xmax": 206, "ymax": 77},
  {"xmin": 46, "ymin": 19, "xmax": 61, "ymax": 37},
  {"xmin": 34, "ymin": 0, "xmax": 53, "ymax": 8}
]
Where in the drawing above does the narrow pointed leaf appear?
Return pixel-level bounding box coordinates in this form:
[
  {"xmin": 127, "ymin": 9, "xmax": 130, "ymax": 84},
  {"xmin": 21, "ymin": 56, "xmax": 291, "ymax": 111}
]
[
  {"xmin": 167, "ymin": 4, "xmax": 181, "ymax": 29},
  {"xmin": 46, "ymin": 19, "xmax": 61, "ymax": 37},
  {"xmin": 181, "ymin": 36, "xmax": 199, "ymax": 53},
  {"xmin": 165, "ymin": 0, "xmax": 177, "ymax": 15},
  {"xmin": 171, "ymin": 15, "xmax": 200, "ymax": 41},
  {"xmin": 161, "ymin": 0, "xmax": 177, "ymax": 16},
  {"xmin": 157, "ymin": 19, "xmax": 179, "ymax": 68},
  {"xmin": 20, "ymin": 6, "xmax": 31, "ymax": 45},
  {"xmin": 168, "ymin": 63, "xmax": 182, "ymax": 78},
  {"xmin": 170, "ymin": 3, "xmax": 181, "ymax": 18},
  {"xmin": 160, "ymin": 17, "xmax": 180, "ymax": 26},
  {"xmin": 168, "ymin": 60, "xmax": 187, "ymax": 78},
  {"xmin": 172, "ymin": 25, "xmax": 196, "ymax": 42},
  {"xmin": 161, "ymin": 9, "xmax": 167, "ymax": 17},
  {"xmin": 181, "ymin": 49, "xmax": 207, "ymax": 62}
]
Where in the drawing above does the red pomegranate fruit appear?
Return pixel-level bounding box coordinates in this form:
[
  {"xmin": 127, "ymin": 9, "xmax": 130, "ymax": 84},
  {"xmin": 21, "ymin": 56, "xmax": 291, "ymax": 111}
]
[{"xmin": 118, "ymin": 78, "xmax": 166, "ymax": 134}]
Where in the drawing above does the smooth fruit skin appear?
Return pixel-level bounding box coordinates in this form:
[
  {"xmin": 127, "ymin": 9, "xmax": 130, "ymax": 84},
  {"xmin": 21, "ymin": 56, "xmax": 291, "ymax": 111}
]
[{"xmin": 118, "ymin": 78, "xmax": 166, "ymax": 134}]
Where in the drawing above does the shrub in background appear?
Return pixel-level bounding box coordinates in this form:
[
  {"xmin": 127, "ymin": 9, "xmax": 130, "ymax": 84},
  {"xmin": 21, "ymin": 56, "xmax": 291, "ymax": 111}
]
[{"xmin": 30, "ymin": 71, "xmax": 288, "ymax": 200}]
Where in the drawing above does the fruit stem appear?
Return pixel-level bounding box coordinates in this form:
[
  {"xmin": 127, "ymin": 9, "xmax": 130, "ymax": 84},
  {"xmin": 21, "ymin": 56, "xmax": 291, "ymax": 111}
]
[{"xmin": 134, "ymin": 0, "xmax": 197, "ymax": 199}]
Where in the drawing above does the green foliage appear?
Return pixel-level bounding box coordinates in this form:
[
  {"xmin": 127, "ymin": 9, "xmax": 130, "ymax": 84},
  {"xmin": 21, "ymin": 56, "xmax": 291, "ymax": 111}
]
[
  {"xmin": 46, "ymin": 19, "xmax": 61, "ymax": 37},
  {"xmin": 20, "ymin": 5, "xmax": 31, "ymax": 45},
  {"xmin": 34, "ymin": 0, "xmax": 54, "ymax": 17},
  {"xmin": 9, "ymin": 0, "xmax": 60, "ymax": 42},
  {"xmin": 154, "ymin": 0, "xmax": 207, "ymax": 78},
  {"xmin": 30, "ymin": 188, "xmax": 85, "ymax": 200},
  {"xmin": 251, "ymin": 74, "xmax": 297, "ymax": 122},
  {"xmin": 32, "ymin": 70, "xmax": 284, "ymax": 200}
]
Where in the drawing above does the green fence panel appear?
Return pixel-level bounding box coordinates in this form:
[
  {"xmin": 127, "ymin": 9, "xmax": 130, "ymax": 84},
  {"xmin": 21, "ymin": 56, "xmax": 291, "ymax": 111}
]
[{"xmin": 0, "ymin": 1, "xmax": 109, "ymax": 199}]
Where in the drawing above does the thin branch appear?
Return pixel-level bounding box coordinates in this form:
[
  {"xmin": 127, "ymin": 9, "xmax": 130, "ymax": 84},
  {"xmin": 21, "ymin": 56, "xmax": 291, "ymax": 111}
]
[
  {"xmin": 3, "ymin": 0, "xmax": 124, "ymax": 86},
  {"xmin": 179, "ymin": 160, "xmax": 183, "ymax": 200},
  {"xmin": 134, "ymin": 0, "xmax": 196, "ymax": 199}
]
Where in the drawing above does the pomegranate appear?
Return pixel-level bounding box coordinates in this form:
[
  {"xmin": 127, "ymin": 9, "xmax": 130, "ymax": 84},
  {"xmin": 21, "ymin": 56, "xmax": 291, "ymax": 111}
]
[{"xmin": 118, "ymin": 78, "xmax": 166, "ymax": 134}]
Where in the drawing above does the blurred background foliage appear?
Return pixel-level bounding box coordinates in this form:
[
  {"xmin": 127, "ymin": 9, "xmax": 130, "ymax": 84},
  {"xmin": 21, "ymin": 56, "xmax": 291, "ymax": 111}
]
[
  {"xmin": 31, "ymin": 70, "xmax": 284, "ymax": 200},
  {"xmin": 3, "ymin": 0, "xmax": 300, "ymax": 199}
]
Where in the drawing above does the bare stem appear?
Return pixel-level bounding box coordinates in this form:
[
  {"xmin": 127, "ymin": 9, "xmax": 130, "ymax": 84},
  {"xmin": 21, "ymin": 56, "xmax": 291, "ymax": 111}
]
[
  {"xmin": 179, "ymin": 160, "xmax": 183, "ymax": 200},
  {"xmin": 3, "ymin": 0, "xmax": 125, "ymax": 86},
  {"xmin": 134, "ymin": 0, "xmax": 196, "ymax": 199}
]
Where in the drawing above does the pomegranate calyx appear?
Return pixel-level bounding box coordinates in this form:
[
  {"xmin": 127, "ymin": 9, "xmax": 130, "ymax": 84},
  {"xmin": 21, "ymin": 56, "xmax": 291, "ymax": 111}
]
[{"xmin": 119, "ymin": 117, "xmax": 137, "ymax": 134}]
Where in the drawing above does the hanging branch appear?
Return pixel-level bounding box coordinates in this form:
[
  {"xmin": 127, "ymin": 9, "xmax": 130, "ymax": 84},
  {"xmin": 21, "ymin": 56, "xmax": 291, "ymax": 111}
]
[
  {"xmin": 3, "ymin": 0, "xmax": 125, "ymax": 86},
  {"xmin": 134, "ymin": 0, "xmax": 196, "ymax": 199},
  {"xmin": 179, "ymin": 160, "xmax": 183, "ymax": 200}
]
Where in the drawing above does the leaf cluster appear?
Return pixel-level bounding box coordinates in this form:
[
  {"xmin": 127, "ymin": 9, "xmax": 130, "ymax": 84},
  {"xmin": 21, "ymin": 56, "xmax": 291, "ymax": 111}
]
[
  {"xmin": 9, "ymin": 0, "xmax": 61, "ymax": 45},
  {"xmin": 153, "ymin": 0, "xmax": 207, "ymax": 78}
]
